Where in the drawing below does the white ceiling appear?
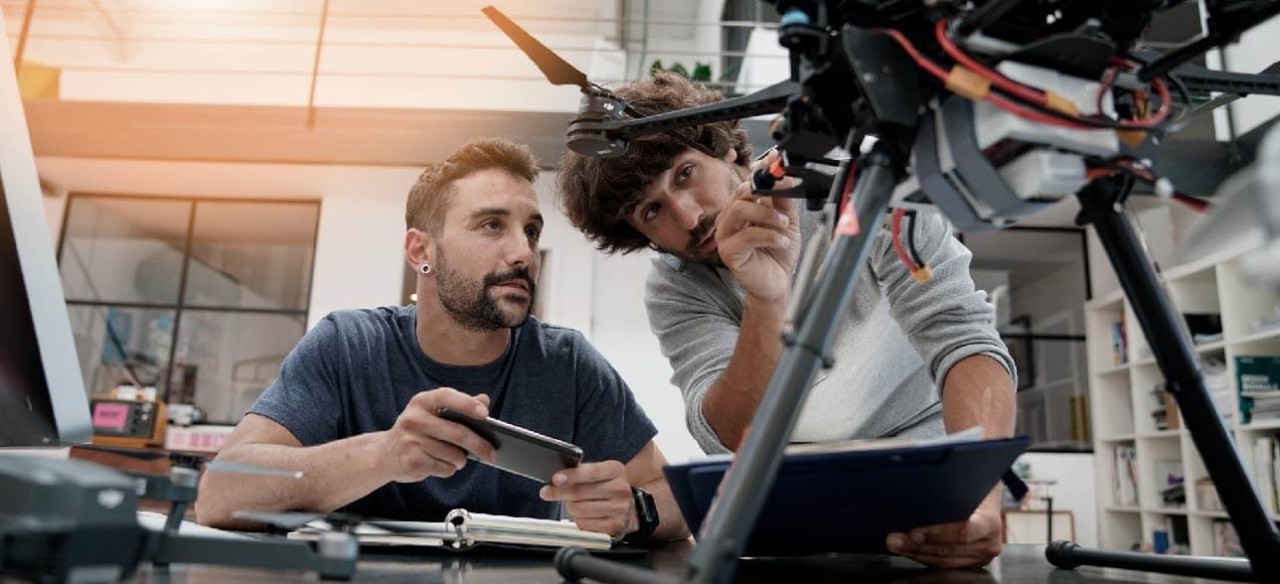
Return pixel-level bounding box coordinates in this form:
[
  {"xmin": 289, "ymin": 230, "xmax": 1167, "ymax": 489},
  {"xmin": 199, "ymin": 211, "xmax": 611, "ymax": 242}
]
[{"xmin": 1, "ymin": 0, "xmax": 711, "ymax": 39}]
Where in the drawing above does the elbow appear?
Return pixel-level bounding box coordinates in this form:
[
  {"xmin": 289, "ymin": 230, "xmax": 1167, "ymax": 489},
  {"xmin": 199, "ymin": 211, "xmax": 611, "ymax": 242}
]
[{"xmin": 194, "ymin": 477, "xmax": 233, "ymax": 527}]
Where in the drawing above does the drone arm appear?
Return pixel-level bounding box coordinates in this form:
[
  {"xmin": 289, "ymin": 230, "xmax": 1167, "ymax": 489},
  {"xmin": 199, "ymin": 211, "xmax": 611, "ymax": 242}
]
[
  {"xmin": 148, "ymin": 532, "xmax": 356, "ymax": 580},
  {"xmin": 1170, "ymin": 63, "xmax": 1280, "ymax": 98},
  {"xmin": 1139, "ymin": 0, "xmax": 1280, "ymax": 82},
  {"xmin": 584, "ymin": 80, "xmax": 799, "ymax": 140}
]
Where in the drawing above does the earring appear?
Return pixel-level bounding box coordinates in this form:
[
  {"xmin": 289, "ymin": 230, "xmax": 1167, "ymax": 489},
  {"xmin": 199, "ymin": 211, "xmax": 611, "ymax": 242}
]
[{"xmin": 420, "ymin": 263, "xmax": 432, "ymax": 275}]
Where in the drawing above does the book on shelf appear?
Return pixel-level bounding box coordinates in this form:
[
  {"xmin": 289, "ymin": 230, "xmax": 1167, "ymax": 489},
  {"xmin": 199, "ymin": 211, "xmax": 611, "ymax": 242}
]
[
  {"xmin": 1149, "ymin": 383, "xmax": 1181, "ymax": 431},
  {"xmin": 1111, "ymin": 317, "xmax": 1128, "ymax": 366},
  {"xmin": 1113, "ymin": 445, "xmax": 1138, "ymax": 507},
  {"xmin": 288, "ymin": 509, "xmax": 614, "ymax": 551},
  {"xmin": 1239, "ymin": 356, "xmax": 1280, "ymax": 424},
  {"xmin": 1212, "ymin": 519, "xmax": 1245, "ymax": 557},
  {"xmin": 1203, "ymin": 356, "xmax": 1235, "ymax": 427},
  {"xmin": 1253, "ymin": 436, "xmax": 1280, "ymax": 515},
  {"xmin": 1196, "ymin": 478, "xmax": 1224, "ymax": 512}
]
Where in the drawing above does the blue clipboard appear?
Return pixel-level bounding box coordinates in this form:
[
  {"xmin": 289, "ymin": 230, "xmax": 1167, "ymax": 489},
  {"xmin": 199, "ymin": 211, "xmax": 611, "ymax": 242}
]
[{"xmin": 663, "ymin": 436, "xmax": 1030, "ymax": 556}]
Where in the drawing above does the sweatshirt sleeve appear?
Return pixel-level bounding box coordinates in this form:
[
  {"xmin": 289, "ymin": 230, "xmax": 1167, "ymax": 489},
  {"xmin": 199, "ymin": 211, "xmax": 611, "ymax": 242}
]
[
  {"xmin": 867, "ymin": 210, "xmax": 1017, "ymax": 392},
  {"xmin": 644, "ymin": 263, "xmax": 740, "ymax": 455}
]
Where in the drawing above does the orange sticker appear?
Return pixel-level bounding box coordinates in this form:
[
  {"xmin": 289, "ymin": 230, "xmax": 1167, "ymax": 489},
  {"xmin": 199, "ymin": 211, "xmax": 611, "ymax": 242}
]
[{"xmin": 835, "ymin": 200, "xmax": 861, "ymax": 236}]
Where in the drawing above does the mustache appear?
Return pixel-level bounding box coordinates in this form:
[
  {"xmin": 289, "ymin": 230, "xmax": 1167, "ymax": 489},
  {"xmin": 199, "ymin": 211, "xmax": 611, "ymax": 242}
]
[
  {"xmin": 685, "ymin": 214, "xmax": 718, "ymax": 256},
  {"xmin": 484, "ymin": 266, "xmax": 535, "ymax": 294}
]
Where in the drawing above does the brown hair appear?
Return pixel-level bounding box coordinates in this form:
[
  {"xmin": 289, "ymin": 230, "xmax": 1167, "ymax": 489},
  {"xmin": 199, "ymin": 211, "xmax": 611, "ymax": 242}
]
[
  {"xmin": 557, "ymin": 73, "xmax": 752, "ymax": 254},
  {"xmin": 406, "ymin": 138, "xmax": 539, "ymax": 233}
]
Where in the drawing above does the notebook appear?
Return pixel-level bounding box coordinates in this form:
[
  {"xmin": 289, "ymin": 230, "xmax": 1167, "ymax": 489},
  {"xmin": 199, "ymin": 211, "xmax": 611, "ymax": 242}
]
[
  {"xmin": 288, "ymin": 509, "xmax": 614, "ymax": 551},
  {"xmin": 664, "ymin": 432, "xmax": 1030, "ymax": 556}
]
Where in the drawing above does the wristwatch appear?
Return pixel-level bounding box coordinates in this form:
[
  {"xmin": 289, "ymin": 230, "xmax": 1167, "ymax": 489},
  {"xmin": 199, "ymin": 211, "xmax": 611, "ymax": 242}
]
[{"xmin": 624, "ymin": 486, "xmax": 660, "ymax": 544}]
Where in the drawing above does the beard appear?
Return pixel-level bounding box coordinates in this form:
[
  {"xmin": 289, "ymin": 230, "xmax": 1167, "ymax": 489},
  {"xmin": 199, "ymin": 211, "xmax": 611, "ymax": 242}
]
[
  {"xmin": 673, "ymin": 213, "xmax": 723, "ymax": 266},
  {"xmin": 435, "ymin": 248, "xmax": 537, "ymax": 331},
  {"xmin": 658, "ymin": 168, "xmax": 740, "ymax": 268}
]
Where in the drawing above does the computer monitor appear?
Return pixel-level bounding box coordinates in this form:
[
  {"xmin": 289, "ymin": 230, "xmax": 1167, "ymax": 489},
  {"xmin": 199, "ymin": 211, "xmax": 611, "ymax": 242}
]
[
  {"xmin": 0, "ymin": 147, "xmax": 91, "ymax": 445},
  {"xmin": 0, "ymin": 168, "xmax": 92, "ymax": 447}
]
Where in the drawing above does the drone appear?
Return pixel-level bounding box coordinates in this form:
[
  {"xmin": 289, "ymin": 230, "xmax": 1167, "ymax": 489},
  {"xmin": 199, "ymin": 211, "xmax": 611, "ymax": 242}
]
[
  {"xmin": 483, "ymin": 1, "xmax": 1280, "ymax": 583},
  {"xmin": 0, "ymin": 450, "xmax": 358, "ymax": 583}
]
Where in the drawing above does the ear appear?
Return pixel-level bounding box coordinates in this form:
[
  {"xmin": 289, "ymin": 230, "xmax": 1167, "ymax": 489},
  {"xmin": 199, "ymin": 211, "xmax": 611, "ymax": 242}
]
[{"xmin": 404, "ymin": 228, "xmax": 436, "ymax": 274}]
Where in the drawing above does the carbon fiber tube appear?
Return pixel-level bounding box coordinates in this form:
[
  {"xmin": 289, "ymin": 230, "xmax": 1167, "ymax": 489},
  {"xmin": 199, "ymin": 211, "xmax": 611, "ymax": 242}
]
[
  {"xmin": 554, "ymin": 547, "xmax": 676, "ymax": 584},
  {"xmin": 1046, "ymin": 541, "xmax": 1253, "ymax": 581}
]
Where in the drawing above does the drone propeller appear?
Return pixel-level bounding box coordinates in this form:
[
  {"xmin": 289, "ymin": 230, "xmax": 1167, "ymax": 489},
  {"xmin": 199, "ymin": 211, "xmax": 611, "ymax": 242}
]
[
  {"xmin": 482, "ymin": 6, "xmax": 592, "ymax": 93},
  {"xmin": 73, "ymin": 444, "xmax": 303, "ymax": 478},
  {"xmin": 74, "ymin": 443, "xmax": 171, "ymax": 461},
  {"xmin": 204, "ymin": 460, "xmax": 304, "ymax": 479},
  {"xmin": 480, "ymin": 5, "xmax": 739, "ymax": 158},
  {"xmin": 232, "ymin": 510, "xmax": 325, "ymax": 530},
  {"xmin": 232, "ymin": 511, "xmax": 429, "ymax": 535}
]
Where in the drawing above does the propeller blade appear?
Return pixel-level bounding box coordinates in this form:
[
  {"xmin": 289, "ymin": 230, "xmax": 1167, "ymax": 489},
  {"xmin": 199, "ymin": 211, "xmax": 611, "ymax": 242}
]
[
  {"xmin": 231, "ymin": 510, "xmax": 323, "ymax": 530},
  {"xmin": 205, "ymin": 460, "xmax": 304, "ymax": 479},
  {"xmin": 74, "ymin": 444, "xmax": 169, "ymax": 461},
  {"xmin": 482, "ymin": 6, "xmax": 590, "ymax": 91}
]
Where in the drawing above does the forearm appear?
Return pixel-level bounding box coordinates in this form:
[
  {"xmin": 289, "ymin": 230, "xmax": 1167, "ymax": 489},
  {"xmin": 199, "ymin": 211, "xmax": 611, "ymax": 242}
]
[
  {"xmin": 943, "ymin": 354, "xmax": 1015, "ymax": 509},
  {"xmin": 942, "ymin": 354, "xmax": 1016, "ymax": 438},
  {"xmin": 639, "ymin": 476, "xmax": 692, "ymax": 542},
  {"xmin": 701, "ymin": 296, "xmax": 788, "ymax": 451},
  {"xmin": 197, "ymin": 431, "xmax": 392, "ymax": 528}
]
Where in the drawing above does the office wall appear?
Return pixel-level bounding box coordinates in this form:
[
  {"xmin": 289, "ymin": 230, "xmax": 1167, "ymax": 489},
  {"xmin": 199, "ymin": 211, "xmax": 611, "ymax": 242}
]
[
  {"xmin": 36, "ymin": 156, "xmax": 704, "ymax": 461},
  {"xmin": 1017, "ymin": 452, "xmax": 1098, "ymax": 548},
  {"xmin": 1210, "ymin": 9, "xmax": 1280, "ymax": 137}
]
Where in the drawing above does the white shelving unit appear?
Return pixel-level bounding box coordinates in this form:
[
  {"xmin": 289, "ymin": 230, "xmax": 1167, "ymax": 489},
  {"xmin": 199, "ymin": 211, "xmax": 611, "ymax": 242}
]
[{"xmin": 1087, "ymin": 242, "xmax": 1280, "ymax": 557}]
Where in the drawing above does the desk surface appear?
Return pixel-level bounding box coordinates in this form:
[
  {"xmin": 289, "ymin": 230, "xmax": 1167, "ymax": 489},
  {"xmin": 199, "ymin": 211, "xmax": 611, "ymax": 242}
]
[{"xmin": 128, "ymin": 543, "xmax": 1237, "ymax": 583}]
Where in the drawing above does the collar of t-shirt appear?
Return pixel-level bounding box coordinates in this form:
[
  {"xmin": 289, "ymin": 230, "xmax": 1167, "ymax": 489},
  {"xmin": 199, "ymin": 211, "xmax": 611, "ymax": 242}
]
[{"xmin": 400, "ymin": 306, "xmax": 521, "ymax": 394}]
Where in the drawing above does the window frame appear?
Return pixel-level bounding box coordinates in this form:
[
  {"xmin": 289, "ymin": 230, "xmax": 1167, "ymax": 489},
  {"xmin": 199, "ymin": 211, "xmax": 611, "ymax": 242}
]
[{"xmin": 56, "ymin": 192, "xmax": 322, "ymax": 407}]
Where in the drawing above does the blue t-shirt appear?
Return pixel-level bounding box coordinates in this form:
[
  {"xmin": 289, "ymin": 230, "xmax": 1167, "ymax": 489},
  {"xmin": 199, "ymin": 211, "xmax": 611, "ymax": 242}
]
[{"xmin": 247, "ymin": 305, "xmax": 658, "ymax": 521}]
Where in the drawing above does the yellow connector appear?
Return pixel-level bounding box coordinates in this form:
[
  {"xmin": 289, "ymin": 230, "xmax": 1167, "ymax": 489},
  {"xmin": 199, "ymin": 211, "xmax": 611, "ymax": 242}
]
[
  {"xmin": 946, "ymin": 66, "xmax": 991, "ymax": 102},
  {"xmin": 1117, "ymin": 129, "xmax": 1149, "ymax": 147},
  {"xmin": 911, "ymin": 266, "xmax": 934, "ymax": 284},
  {"xmin": 1044, "ymin": 90, "xmax": 1081, "ymax": 117}
]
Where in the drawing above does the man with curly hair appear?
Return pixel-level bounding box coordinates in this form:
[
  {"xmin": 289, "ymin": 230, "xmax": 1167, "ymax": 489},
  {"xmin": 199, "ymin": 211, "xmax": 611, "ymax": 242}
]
[{"xmin": 558, "ymin": 73, "xmax": 1016, "ymax": 567}]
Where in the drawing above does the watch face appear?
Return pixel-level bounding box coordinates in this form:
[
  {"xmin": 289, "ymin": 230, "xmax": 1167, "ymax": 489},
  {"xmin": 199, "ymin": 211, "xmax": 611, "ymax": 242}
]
[{"xmin": 633, "ymin": 487, "xmax": 659, "ymax": 529}]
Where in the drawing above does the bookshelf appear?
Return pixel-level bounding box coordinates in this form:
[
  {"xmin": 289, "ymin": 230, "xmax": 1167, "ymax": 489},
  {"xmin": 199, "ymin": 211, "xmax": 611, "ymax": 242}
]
[{"xmin": 1088, "ymin": 240, "xmax": 1280, "ymax": 558}]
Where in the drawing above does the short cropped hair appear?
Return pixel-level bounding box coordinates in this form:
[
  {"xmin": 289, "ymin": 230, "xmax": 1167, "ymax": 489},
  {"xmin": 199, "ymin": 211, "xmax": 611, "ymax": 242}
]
[
  {"xmin": 557, "ymin": 73, "xmax": 752, "ymax": 254},
  {"xmin": 406, "ymin": 138, "xmax": 540, "ymax": 233}
]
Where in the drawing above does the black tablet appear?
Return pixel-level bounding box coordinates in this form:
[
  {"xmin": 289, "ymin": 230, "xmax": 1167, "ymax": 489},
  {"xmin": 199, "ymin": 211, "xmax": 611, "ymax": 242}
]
[
  {"xmin": 664, "ymin": 436, "xmax": 1030, "ymax": 556},
  {"xmin": 437, "ymin": 408, "xmax": 583, "ymax": 484}
]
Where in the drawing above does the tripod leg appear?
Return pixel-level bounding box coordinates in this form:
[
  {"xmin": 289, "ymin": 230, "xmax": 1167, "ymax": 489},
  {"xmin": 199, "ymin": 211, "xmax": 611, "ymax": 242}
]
[
  {"xmin": 1054, "ymin": 178, "xmax": 1280, "ymax": 582},
  {"xmin": 682, "ymin": 145, "xmax": 900, "ymax": 584}
]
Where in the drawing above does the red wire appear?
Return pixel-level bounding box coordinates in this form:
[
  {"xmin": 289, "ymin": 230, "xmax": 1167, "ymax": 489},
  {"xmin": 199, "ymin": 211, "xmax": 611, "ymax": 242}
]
[
  {"xmin": 935, "ymin": 19, "xmax": 1047, "ymax": 106},
  {"xmin": 1114, "ymin": 158, "xmax": 1210, "ymax": 213},
  {"xmin": 1124, "ymin": 78, "xmax": 1171, "ymax": 127},
  {"xmin": 1096, "ymin": 58, "xmax": 1173, "ymax": 128},
  {"xmin": 938, "ymin": 20, "xmax": 1172, "ymax": 129},
  {"xmin": 1096, "ymin": 67, "xmax": 1117, "ymax": 117},
  {"xmin": 1174, "ymin": 193, "xmax": 1210, "ymax": 213},
  {"xmin": 876, "ymin": 27, "xmax": 1085, "ymax": 129},
  {"xmin": 986, "ymin": 92, "xmax": 1084, "ymax": 128},
  {"xmin": 877, "ymin": 27, "xmax": 948, "ymax": 80},
  {"xmin": 839, "ymin": 162, "xmax": 859, "ymax": 210},
  {"xmin": 890, "ymin": 208, "xmax": 918, "ymax": 273}
]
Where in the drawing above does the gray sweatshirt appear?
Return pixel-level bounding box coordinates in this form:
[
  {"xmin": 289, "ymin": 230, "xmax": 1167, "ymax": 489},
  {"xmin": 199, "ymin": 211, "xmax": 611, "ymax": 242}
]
[{"xmin": 644, "ymin": 209, "xmax": 1015, "ymax": 455}]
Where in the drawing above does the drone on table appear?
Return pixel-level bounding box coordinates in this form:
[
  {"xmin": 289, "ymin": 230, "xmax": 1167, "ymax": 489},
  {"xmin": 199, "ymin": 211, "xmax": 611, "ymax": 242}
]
[
  {"xmin": 0, "ymin": 449, "xmax": 359, "ymax": 583},
  {"xmin": 482, "ymin": 1, "xmax": 1280, "ymax": 582}
]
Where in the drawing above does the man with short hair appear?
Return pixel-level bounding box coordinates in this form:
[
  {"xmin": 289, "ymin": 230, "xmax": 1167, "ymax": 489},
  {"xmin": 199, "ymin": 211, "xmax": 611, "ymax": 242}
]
[
  {"xmin": 558, "ymin": 73, "xmax": 1016, "ymax": 567},
  {"xmin": 198, "ymin": 138, "xmax": 688, "ymax": 545}
]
